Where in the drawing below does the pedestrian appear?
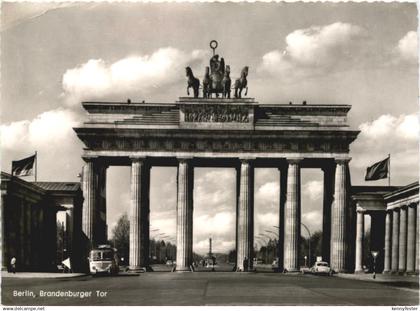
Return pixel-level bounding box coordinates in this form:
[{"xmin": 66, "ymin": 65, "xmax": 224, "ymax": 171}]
[
  {"xmin": 10, "ymin": 257, "xmax": 16, "ymax": 274},
  {"xmin": 243, "ymin": 257, "xmax": 248, "ymax": 272}
]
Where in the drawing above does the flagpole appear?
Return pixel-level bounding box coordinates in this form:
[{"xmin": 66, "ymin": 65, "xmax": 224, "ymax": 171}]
[
  {"xmin": 35, "ymin": 151, "xmax": 38, "ymax": 182},
  {"xmin": 388, "ymin": 153, "xmax": 391, "ymax": 187}
]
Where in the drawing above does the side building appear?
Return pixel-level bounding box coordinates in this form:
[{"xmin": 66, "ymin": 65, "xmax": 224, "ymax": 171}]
[
  {"xmin": 351, "ymin": 182, "xmax": 419, "ymax": 274},
  {"xmin": 1, "ymin": 172, "xmax": 84, "ymax": 272}
]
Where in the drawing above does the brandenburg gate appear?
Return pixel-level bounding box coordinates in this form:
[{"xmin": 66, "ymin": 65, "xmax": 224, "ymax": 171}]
[{"xmin": 73, "ymin": 42, "xmax": 360, "ymax": 273}]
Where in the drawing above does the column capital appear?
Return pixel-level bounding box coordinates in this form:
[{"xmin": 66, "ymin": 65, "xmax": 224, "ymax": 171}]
[
  {"xmin": 356, "ymin": 207, "xmax": 366, "ymax": 213},
  {"xmin": 334, "ymin": 157, "xmax": 351, "ymax": 165},
  {"xmin": 177, "ymin": 157, "xmax": 193, "ymax": 164},
  {"xmin": 239, "ymin": 157, "xmax": 255, "ymax": 164},
  {"xmin": 286, "ymin": 157, "xmax": 303, "ymax": 164},
  {"xmin": 408, "ymin": 202, "xmax": 418, "ymax": 208},
  {"xmin": 130, "ymin": 156, "xmax": 147, "ymax": 163},
  {"xmin": 82, "ymin": 156, "xmax": 98, "ymax": 163}
]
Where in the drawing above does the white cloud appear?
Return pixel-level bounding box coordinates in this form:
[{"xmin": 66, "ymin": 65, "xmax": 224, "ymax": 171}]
[
  {"xmin": 257, "ymin": 181, "xmax": 279, "ymax": 198},
  {"xmin": 62, "ymin": 48, "xmax": 208, "ymax": 105},
  {"xmin": 258, "ymin": 22, "xmax": 367, "ymax": 79},
  {"xmin": 358, "ymin": 114, "xmax": 419, "ymax": 141},
  {"xmin": 0, "ymin": 109, "xmax": 83, "ymax": 181},
  {"xmin": 303, "ymin": 180, "xmax": 323, "ymax": 201},
  {"xmin": 396, "ymin": 31, "xmax": 418, "ymax": 62},
  {"xmin": 194, "ymin": 212, "xmax": 234, "ymax": 236},
  {"xmin": 350, "ymin": 113, "xmax": 419, "ymax": 184},
  {"xmin": 1, "ymin": 108, "xmax": 79, "ymax": 151},
  {"xmin": 255, "ymin": 181, "xmax": 279, "ymax": 213}
]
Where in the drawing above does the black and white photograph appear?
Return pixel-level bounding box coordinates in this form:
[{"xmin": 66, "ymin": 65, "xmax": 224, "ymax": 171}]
[{"xmin": 0, "ymin": 0, "xmax": 419, "ymax": 307}]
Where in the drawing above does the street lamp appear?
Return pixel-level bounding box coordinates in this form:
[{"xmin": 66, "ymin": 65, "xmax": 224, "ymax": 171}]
[
  {"xmin": 371, "ymin": 251, "xmax": 379, "ymax": 279},
  {"xmin": 301, "ymin": 223, "xmax": 312, "ymax": 267}
]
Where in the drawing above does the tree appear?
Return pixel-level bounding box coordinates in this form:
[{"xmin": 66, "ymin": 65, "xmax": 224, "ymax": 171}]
[{"xmin": 112, "ymin": 213, "xmax": 130, "ymax": 265}]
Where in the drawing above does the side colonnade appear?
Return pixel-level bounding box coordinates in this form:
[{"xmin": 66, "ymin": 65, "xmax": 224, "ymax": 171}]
[
  {"xmin": 354, "ymin": 183, "xmax": 419, "ymax": 274},
  {"xmin": 383, "ymin": 203, "xmax": 418, "ymax": 274},
  {"xmin": 81, "ymin": 156, "xmax": 352, "ymax": 273}
]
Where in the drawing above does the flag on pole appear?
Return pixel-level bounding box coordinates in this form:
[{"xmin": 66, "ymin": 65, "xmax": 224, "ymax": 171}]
[
  {"xmin": 365, "ymin": 156, "xmax": 389, "ymax": 181},
  {"xmin": 12, "ymin": 154, "xmax": 36, "ymax": 177}
]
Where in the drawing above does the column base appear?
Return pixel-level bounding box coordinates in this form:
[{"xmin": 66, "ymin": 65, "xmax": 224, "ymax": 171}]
[
  {"xmin": 382, "ymin": 270, "xmax": 392, "ymax": 274},
  {"xmin": 175, "ymin": 266, "xmax": 194, "ymax": 272},
  {"xmin": 128, "ymin": 266, "xmax": 151, "ymax": 273},
  {"xmin": 405, "ymin": 270, "xmax": 416, "ymax": 275},
  {"xmin": 283, "ymin": 268, "xmax": 300, "ymax": 274},
  {"xmin": 354, "ymin": 270, "xmax": 365, "ymax": 274},
  {"xmin": 235, "ymin": 268, "xmax": 256, "ymax": 273}
]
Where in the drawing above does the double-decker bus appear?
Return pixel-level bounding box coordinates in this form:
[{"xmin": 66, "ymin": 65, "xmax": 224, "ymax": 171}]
[{"xmin": 89, "ymin": 245, "xmax": 119, "ymax": 275}]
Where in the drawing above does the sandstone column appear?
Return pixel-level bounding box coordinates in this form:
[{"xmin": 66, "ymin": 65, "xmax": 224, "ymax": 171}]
[
  {"xmin": 398, "ymin": 206, "xmax": 407, "ymax": 272},
  {"xmin": 322, "ymin": 165, "xmax": 334, "ymax": 264},
  {"xmin": 236, "ymin": 159, "xmax": 254, "ymax": 271},
  {"xmin": 406, "ymin": 204, "xmax": 416, "ymax": 273},
  {"xmin": 391, "ymin": 208, "xmax": 400, "ymax": 272},
  {"xmin": 176, "ymin": 158, "xmax": 194, "ymax": 271},
  {"xmin": 416, "ymin": 203, "xmax": 419, "ymax": 273},
  {"xmin": 82, "ymin": 158, "xmax": 97, "ymax": 246},
  {"xmin": 330, "ymin": 159, "xmax": 349, "ymax": 273},
  {"xmin": 283, "ymin": 158, "xmax": 301, "ymax": 272},
  {"xmin": 277, "ymin": 165, "xmax": 287, "ymax": 271},
  {"xmin": 383, "ymin": 211, "xmax": 392, "ymax": 273},
  {"xmin": 26, "ymin": 206, "xmax": 32, "ymax": 267},
  {"xmin": 1, "ymin": 192, "xmax": 7, "ymax": 270},
  {"xmin": 129, "ymin": 158, "xmax": 150, "ymax": 271},
  {"xmin": 96, "ymin": 165, "xmax": 108, "ymax": 244},
  {"xmin": 354, "ymin": 210, "xmax": 364, "ymax": 273}
]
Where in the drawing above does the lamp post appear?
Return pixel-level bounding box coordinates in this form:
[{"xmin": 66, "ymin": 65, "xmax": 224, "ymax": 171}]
[
  {"xmin": 301, "ymin": 223, "xmax": 312, "ymax": 267},
  {"xmin": 371, "ymin": 251, "xmax": 379, "ymax": 279}
]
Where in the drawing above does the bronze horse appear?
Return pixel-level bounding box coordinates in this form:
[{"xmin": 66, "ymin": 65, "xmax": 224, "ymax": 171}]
[
  {"xmin": 221, "ymin": 65, "xmax": 231, "ymax": 98},
  {"xmin": 186, "ymin": 67, "xmax": 200, "ymax": 98},
  {"xmin": 202, "ymin": 67, "xmax": 211, "ymax": 98},
  {"xmin": 234, "ymin": 66, "xmax": 249, "ymax": 98}
]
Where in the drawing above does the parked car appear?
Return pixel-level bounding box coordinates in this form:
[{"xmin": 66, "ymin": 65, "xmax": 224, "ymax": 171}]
[{"xmin": 310, "ymin": 261, "xmax": 333, "ymax": 276}]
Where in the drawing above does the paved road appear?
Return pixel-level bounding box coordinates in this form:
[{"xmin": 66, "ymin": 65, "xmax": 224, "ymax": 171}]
[{"xmin": 2, "ymin": 272, "xmax": 418, "ymax": 306}]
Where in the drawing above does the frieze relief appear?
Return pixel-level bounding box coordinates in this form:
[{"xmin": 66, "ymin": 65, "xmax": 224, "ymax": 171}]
[
  {"xmin": 89, "ymin": 137, "xmax": 348, "ymax": 153},
  {"xmin": 183, "ymin": 105, "xmax": 249, "ymax": 123}
]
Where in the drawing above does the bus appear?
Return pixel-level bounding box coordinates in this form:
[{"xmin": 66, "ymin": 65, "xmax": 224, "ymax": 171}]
[{"xmin": 89, "ymin": 245, "xmax": 119, "ymax": 275}]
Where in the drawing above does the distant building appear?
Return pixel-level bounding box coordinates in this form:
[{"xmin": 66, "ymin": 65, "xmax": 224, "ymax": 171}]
[
  {"xmin": 1, "ymin": 172, "xmax": 84, "ymax": 272},
  {"xmin": 351, "ymin": 182, "xmax": 419, "ymax": 274}
]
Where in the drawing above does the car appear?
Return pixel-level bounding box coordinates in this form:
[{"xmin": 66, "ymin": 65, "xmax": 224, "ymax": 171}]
[{"xmin": 310, "ymin": 261, "xmax": 333, "ymax": 276}]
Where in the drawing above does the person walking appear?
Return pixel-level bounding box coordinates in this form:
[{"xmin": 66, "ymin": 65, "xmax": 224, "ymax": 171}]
[{"xmin": 10, "ymin": 257, "xmax": 16, "ymax": 274}]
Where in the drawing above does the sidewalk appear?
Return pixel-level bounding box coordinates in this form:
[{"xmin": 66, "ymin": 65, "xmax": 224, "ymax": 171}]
[
  {"xmin": 337, "ymin": 272, "xmax": 419, "ymax": 290},
  {"xmin": 1, "ymin": 271, "xmax": 86, "ymax": 279}
]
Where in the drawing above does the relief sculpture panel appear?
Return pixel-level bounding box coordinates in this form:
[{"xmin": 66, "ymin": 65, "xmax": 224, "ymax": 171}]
[{"xmin": 183, "ymin": 105, "xmax": 249, "ymax": 123}]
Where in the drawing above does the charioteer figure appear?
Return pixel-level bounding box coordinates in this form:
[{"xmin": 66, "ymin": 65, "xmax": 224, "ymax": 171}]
[{"xmin": 185, "ymin": 40, "xmax": 249, "ymax": 99}]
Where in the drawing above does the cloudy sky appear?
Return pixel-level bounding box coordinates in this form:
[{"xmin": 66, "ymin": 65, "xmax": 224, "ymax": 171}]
[{"xmin": 1, "ymin": 1, "xmax": 418, "ymax": 255}]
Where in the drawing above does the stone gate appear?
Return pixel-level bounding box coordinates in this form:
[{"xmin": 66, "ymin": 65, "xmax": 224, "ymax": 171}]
[{"xmin": 74, "ymin": 97, "xmax": 359, "ymax": 273}]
